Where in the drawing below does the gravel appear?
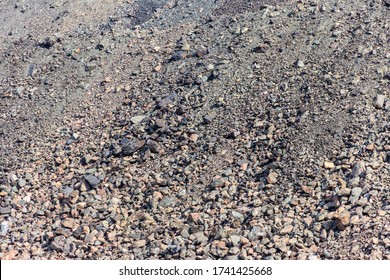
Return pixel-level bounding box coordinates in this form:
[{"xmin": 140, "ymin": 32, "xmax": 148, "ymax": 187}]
[{"xmin": 0, "ymin": 0, "xmax": 388, "ymax": 260}]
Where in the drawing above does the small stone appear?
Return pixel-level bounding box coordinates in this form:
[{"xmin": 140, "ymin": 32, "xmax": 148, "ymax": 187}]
[
  {"xmin": 333, "ymin": 207, "xmax": 350, "ymax": 230},
  {"xmin": 1, "ymin": 221, "xmax": 9, "ymax": 235},
  {"xmin": 209, "ymin": 177, "xmax": 226, "ymax": 189},
  {"xmin": 352, "ymin": 161, "xmax": 365, "ymax": 177},
  {"xmin": 84, "ymin": 175, "xmax": 100, "ymax": 188},
  {"xmin": 122, "ymin": 140, "xmax": 145, "ymax": 156},
  {"xmin": 203, "ymin": 112, "xmax": 216, "ymax": 124},
  {"xmin": 280, "ymin": 225, "xmax": 294, "ymax": 234},
  {"xmin": 374, "ymin": 94, "xmax": 385, "ymax": 109},
  {"xmin": 366, "ymin": 143, "xmax": 375, "ymax": 151},
  {"xmin": 146, "ymin": 139, "xmax": 161, "ymax": 153},
  {"xmin": 349, "ymin": 187, "xmax": 363, "ymax": 204},
  {"xmin": 350, "ymin": 215, "xmax": 360, "ymax": 224},
  {"xmin": 62, "ymin": 219, "xmax": 75, "ymax": 229},
  {"xmin": 17, "ymin": 179, "xmax": 26, "ymax": 187},
  {"xmin": 324, "ymin": 161, "xmax": 335, "ymax": 169},
  {"xmin": 267, "ymin": 172, "xmax": 278, "ymax": 184},
  {"xmin": 229, "ymin": 235, "xmax": 241, "ymax": 246},
  {"xmin": 296, "ymin": 60, "xmax": 305, "ymax": 68},
  {"xmin": 303, "ymin": 217, "xmax": 313, "ymax": 227},
  {"xmin": 181, "ymin": 42, "xmax": 191, "ymax": 51},
  {"xmin": 130, "ymin": 115, "xmax": 146, "ymax": 124},
  {"xmin": 0, "ymin": 207, "xmax": 12, "ymax": 215},
  {"xmin": 348, "ymin": 177, "xmax": 360, "ymax": 187},
  {"xmin": 231, "ymin": 210, "xmax": 245, "ymax": 222},
  {"xmin": 191, "ymin": 232, "xmax": 208, "ymax": 244},
  {"xmin": 133, "ymin": 240, "xmax": 146, "ymax": 248},
  {"xmin": 301, "ymin": 186, "xmax": 313, "ymax": 194},
  {"xmin": 188, "ymin": 213, "xmax": 201, "ymax": 222},
  {"xmin": 189, "ymin": 134, "xmax": 199, "ymax": 142},
  {"xmin": 51, "ymin": 235, "xmax": 66, "ymax": 251},
  {"xmin": 229, "ymin": 247, "xmax": 240, "ymax": 255},
  {"xmin": 159, "ymin": 196, "xmax": 177, "ymax": 208},
  {"xmin": 337, "ymin": 187, "xmax": 351, "ymax": 196}
]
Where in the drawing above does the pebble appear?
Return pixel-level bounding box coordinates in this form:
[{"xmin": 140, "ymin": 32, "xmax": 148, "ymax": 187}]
[
  {"xmin": 333, "ymin": 207, "xmax": 350, "ymax": 230},
  {"xmin": 84, "ymin": 175, "xmax": 100, "ymax": 188},
  {"xmin": 1, "ymin": 221, "xmax": 9, "ymax": 235},
  {"xmin": 17, "ymin": 178, "xmax": 26, "ymax": 187},
  {"xmin": 203, "ymin": 112, "xmax": 217, "ymax": 124},
  {"xmin": 0, "ymin": 207, "xmax": 12, "ymax": 215},
  {"xmin": 349, "ymin": 187, "xmax": 363, "ymax": 204},
  {"xmin": 296, "ymin": 60, "xmax": 305, "ymax": 68},
  {"xmin": 324, "ymin": 161, "xmax": 335, "ymax": 169},
  {"xmin": 280, "ymin": 225, "xmax": 294, "ymax": 234},
  {"xmin": 267, "ymin": 172, "xmax": 278, "ymax": 184},
  {"xmin": 130, "ymin": 115, "xmax": 146, "ymax": 124},
  {"xmin": 133, "ymin": 240, "xmax": 146, "ymax": 248},
  {"xmin": 122, "ymin": 139, "xmax": 145, "ymax": 156},
  {"xmin": 146, "ymin": 139, "xmax": 161, "ymax": 153},
  {"xmin": 352, "ymin": 161, "xmax": 365, "ymax": 177},
  {"xmin": 374, "ymin": 94, "xmax": 385, "ymax": 109}
]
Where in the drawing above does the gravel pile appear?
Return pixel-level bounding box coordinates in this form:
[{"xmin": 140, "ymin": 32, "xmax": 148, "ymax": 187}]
[{"xmin": 0, "ymin": 0, "xmax": 389, "ymax": 260}]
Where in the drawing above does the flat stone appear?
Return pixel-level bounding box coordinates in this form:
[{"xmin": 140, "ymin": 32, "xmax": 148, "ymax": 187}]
[
  {"xmin": 133, "ymin": 240, "xmax": 146, "ymax": 248},
  {"xmin": 122, "ymin": 139, "xmax": 145, "ymax": 156},
  {"xmin": 84, "ymin": 175, "xmax": 100, "ymax": 188},
  {"xmin": 159, "ymin": 196, "xmax": 177, "ymax": 208},
  {"xmin": 349, "ymin": 187, "xmax": 363, "ymax": 204},
  {"xmin": 203, "ymin": 112, "xmax": 217, "ymax": 124},
  {"xmin": 191, "ymin": 232, "xmax": 208, "ymax": 244},
  {"xmin": 352, "ymin": 161, "xmax": 365, "ymax": 177},
  {"xmin": 0, "ymin": 207, "xmax": 12, "ymax": 215},
  {"xmin": 231, "ymin": 210, "xmax": 245, "ymax": 222},
  {"xmin": 337, "ymin": 187, "xmax": 351, "ymax": 196},
  {"xmin": 280, "ymin": 225, "xmax": 294, "ymax": 234},
  {"xmin": 324, "ymin": 161, "xmax": 335, "ymax": 169},
  {"xmin": 348, "ymin": 177, "xmax": 360, "ymax": 187},
  {"xmin": 374, "ymin": 94, "xmax": 385, "ymax": 109},
  {"xmin": 1, "ymin": 221, "xmax": 9, "ymax": 235},
  {"xmin": 130, "ymin": 115, "xmax": 146, "ymax": 124}
]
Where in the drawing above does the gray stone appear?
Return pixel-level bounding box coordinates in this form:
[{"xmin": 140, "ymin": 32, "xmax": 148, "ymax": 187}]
[
  {"xmin": 146, "ymin": 139, "xmax": 161, "ymax": 153},
  {"xmin": 159, "ymin": 196, "xmax": 177, "ymax": 208},
  {"xmin": 231, "ymin": 210, "xmax": 245, "ymax": 222},
  {"xmin": 84, "ymin": 175, "xmax": 100, "ymax": 188},
  {"xmin": 122, "ymin": 140, "xmax": 145, "ymax": 156},
  {"xmin": 130, "ymin": 115, "xmax": 146, "ymax": 124},
  {"xmin": 203, "ymin": 112, "xmax": 217, "ymax": 124},
  {"xmin": 51, "ymin": 235, "xmax": 66, "ymax": 251},
  {"xmin": 352, "ymin": 161, "xmax": 366, "ymax": 178},
  {"xmin": 374, "ymin": 94, "xmax": 385, "ymax": 109},
  {"xmin": 349, "ymin": 187, "xmax": 363, "ymax": 204},
  {"xmin": 0, "ymin": 207, "xmax": 12, "ymax": 215},
  {"xmin": 296, "ymin": 59, "xmax": 305, "ymax": 68},
  {"xmin": 17, "ymin": 179, "xmax": 26, "ymax": 187},
  {"xmin": 230, "ymin": 235, "xmax": 241, "ymax": 246},
  {"xmin": 1, "ymin": 221, "xmax": 9, "ymax": 235},
  {"xmin": 348, "ymin": 177, "xmax": 360, "ymax": 187},
  {"xmin": 191, "ymin": 232, "xmax": 208, "ymax": 244}
]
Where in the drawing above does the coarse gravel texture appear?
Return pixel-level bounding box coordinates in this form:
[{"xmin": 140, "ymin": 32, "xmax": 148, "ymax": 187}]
[{"xmin": 0, "ymin": 0, "xmax": 389, "ymax": 260}]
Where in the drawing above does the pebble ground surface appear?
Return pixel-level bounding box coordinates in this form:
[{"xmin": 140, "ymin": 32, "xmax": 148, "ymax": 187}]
[{"xmin": 0, "ymin": 0, "xmax": 389, "ymax": 260}]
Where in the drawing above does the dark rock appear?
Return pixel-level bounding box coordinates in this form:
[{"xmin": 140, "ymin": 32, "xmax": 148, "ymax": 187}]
[
  {"xmin": 146, "ymin": 139, "xmax": 161, "ymax": 153},
  {"xmin": 84, "ymin": 175, "xmax": 100, "ymax": 188},
  {"xmin": 122, "ymin": 140, "xmax": 145, "ymax": 156}
]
